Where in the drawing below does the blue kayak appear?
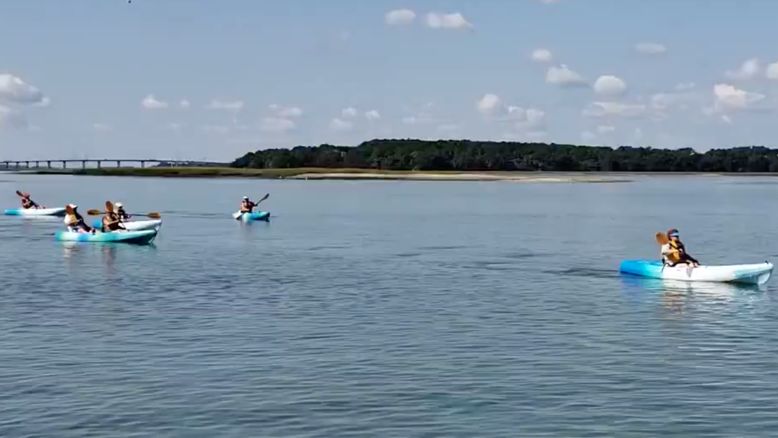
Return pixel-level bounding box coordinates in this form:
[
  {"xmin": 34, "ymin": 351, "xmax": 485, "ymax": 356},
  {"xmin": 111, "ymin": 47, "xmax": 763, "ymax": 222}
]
[
  {"xmin": 4, "ymin": 207, "xmax": 66, "ymax": 217},
  {"xmin": 620, "ymin": 259, "xmax": 773, "ymax": 285},
  {"xmin": 234, "ymin": 211, "xmax": 270, "ymax": 222},
  {"xmin": 55, "ymin": 229, "xmax": 158, "ymax": 245}
]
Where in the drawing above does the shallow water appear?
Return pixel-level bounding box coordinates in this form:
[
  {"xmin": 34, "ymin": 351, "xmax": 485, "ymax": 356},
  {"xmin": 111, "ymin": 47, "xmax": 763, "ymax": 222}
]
[{"xmin": 2, "ymin": 173, "xmax": 778, "ymax": 437}]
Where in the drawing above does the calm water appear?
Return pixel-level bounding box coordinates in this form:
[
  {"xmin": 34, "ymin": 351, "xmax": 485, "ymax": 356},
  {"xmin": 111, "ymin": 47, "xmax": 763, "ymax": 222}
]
[{"xmin": 2, "ymin": 173, "xmax": 778, "ymax": 437}]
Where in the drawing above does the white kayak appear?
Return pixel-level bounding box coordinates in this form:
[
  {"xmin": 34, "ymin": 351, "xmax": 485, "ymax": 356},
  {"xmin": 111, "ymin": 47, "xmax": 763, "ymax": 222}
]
[
  {"xmin": 620, "ymin": 259, "xmax": 774, "ymax": 285},
  {"xmin": 91, "ymin": 218, "xmax": 162, "ymax": 231},
  {"xmin": 4, "ymin": 207, "xmax": 66, "ymax": 217}
]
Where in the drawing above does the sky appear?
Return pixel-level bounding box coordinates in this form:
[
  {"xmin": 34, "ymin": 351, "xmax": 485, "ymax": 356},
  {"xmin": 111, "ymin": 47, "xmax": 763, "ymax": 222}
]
[{"xmin": 2, "ymin": 0, "xmax": 778, "ymax": 161}]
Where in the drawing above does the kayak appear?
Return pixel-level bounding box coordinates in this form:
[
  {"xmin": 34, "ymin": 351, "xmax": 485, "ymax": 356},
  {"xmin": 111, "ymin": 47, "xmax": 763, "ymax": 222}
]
[
  {"xmin": 55, "ymin": 229, "xmax": 158, "ymax": 245},
  {"xmin": 90, "ymin": 219, "xmax": 162, "ymax": 231},
  {"xmin": 4, "ymin": 207, "xmax": 66, "ymax": 217},
  {"xmin": 619, "ymin": 259, "xmax": 773, "ymax": 285},
  {"xmin": 233, "ymin": 211, "xmax": 270, "ymax": 222}
]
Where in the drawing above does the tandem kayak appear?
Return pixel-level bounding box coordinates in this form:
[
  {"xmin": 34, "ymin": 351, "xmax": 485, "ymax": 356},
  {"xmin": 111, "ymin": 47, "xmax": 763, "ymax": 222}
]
[
  {"xmin": 4, "ymin": 207, "xmax": 66, "ymax": 217},
  {"xmin": 619, "ymin": 259, "xmax": 773, "ymax": 285},
  {"xmin": 233, "ymin": 211, "xmax": 270, "ymax": 222},
  {"xmin": 90, "ymin": 219, "xmax": 162, "ymax": 231},
  {"xmin": 55, "ymin": 229, "xmax": 158, "ymax": 245}
]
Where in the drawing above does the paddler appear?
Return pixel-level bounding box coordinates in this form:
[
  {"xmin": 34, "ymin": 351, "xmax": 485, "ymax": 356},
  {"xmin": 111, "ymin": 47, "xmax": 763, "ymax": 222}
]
[
  {"xmin": 115, "ymin": 202, "xmax": 130, "ymax": 220},
  {"xmin": 239, "ymin": 196, "xmax": 256, "ymax": 213},
  {"xmin": 661, "ymin": 228, "xmax": 699, "ymax": 267},
  {"xmin": 64, "ymin": 204, "xmax": 93, "ymax": 233},
  {"xmin": 101, "ymin": 210, "xmax": 126, "ymax": 232},
  {"xmin": 19, "ymin": 192, "xmax": 38, "ymax": 209}
]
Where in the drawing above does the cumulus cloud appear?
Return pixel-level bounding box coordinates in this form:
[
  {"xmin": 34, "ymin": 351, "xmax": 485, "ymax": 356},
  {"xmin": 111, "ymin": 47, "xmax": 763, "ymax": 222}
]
[
  {"xmin": 712, "ymin": 83, "xmax": 765, "ymax": 112},
  {"xmin": 726, "ymin": 58, "xmax": 761, "ymax": 80},
  {"xmin": 766, "ymin": 61, "xmax": 778, "ymax": 80},
  {"xmin": 260, "ymin": 117, "xmax": 295, "ymax": 133},
  {"xmin": 531, "ymin": 48, "xmax": 553, "ymax": 63},
  {"xmin": 0, "ymin": 74, "xmax": 48, "ymax": 106},
  {"xmin": 634, "ymin": 42, "xmax": 667, "ymax": 55},
  {"xmin": 425, "ymin": 12, "xmax": 472, "ymax": 30},
  {"xmin": 476, "ymin": 93, "xmax": 503, "ymax": 116},
  {"xmin": 476, "ymin": 93, "xmax": 545, "ymax": 132},
  {"xmin": 207, "ymin": 99, "xmax": 244, "ymax": 112},
  {"xmin": 330, "ymin": 117, "xmax": 354, "ymax": 132},
  {"xmin": 546, "ymin": 64, "xmax": 587, "ymax": 87},
  {"xmin": 179, "ymin": 99, "xmax": 191, "ymax": 109},
  {"xmin": 593, "ymin": 75, "xmax": 627, "ymax": 97},
  {"xmin": 141, "ymin": 94, "xmax": 168, "ymax": 110},
  {"xmin": 365, "ymin": 109, "xmax": 381, "ymax": 121},
  {"xmin": 583, "ymin": 101, "xmax": 646, "ymax": 118},
  {"xmin": 341, "ymin": 107, "xmax": 359, "ymax": 118},
  {"xmin": 385, "ymin": 8, "xmax": 416, "ymax": 25}
]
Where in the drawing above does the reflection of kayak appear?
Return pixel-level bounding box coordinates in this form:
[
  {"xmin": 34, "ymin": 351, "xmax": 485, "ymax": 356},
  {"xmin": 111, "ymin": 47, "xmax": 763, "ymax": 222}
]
[
  {"xmin": 233, "ymin": 211, "xmax": 270, "ymax": 222},
  {"xmin": 4, "ymin": 207, "xmax": 66, "ymax": 217},
  {"xmin": 55, "ymin": 229, "xmax": 158, "ymax": 245},
  {"xmin": 619, "ymin": 259, "xmax": 773, "ymax": 285},
  {"xmin": 91, "ymin": 219, "xmax": 162, "ymax": 231}
]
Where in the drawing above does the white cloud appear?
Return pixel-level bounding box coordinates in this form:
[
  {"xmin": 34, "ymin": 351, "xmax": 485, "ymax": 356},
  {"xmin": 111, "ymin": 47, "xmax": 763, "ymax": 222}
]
[
  {"xmin": 385, "ymin": 9, "xmax": 416, "ymax": 25},
  {"xmin": 531, "ymin": 48, "xmax": 553, "ymax": 63},
  {"xmin": 597, "ymin": 125, "xmax": 615, "ymax": 134},
  {"xmin": 207, "ymin": 99, "xmax": 244, "ymax": 112},
  {"xmin": 330, "ymin": 117, "xmax": 354, "ymax": 132},
  {"xmin": 260, "ymin": 117, "xmax": 295, "ymax": 133},
  {"xmin": 0, "ymin": 74, "xmax": 47, "ymax": 106},
  {"xmin": 766, "ymin": 61, "xmax": 778, "ymax": 80},
  {"xmin": 0, "ymin": 105, "xmax": 27, "ymax": 129},
  {"xmin": 712, "ymin": 83, "xmax": 765, "ymax": 111},
  {"xmin": 583, "ymin": 101, "xmax": 646, "ymax": 118},
  {"xmin": 425, "ymin": 12, "xmax": 472, "ymax": 30},
  {"xmin": 341, "ymin": 107, "xmax": 359, "ymax": 118},
  {"xmin": 365, "ymin": 109, "xmax": 381, "ymax": 121},
  {"xmin": 634, "ymin": 42, "xmax": 667, "ymax": 55},
  {"xmin": 593, "ymin": 75, "xmax": 627, "ymax": 97},
  {"xmin": 141, "ymin": 94, "xmax": 168, "ymax": 110},
  {"xmin": 476, "ymin": 93, "xmax": 502, "ymax": 116},
  {"xmin": 92, "ymin": 123, "xmax": 112, "ymax": 132},
  {"xmin": 726, "ymin": 58, "xmax": 761, "ymax": 80},
  {"xmin": 269, "ymin": 104, "xmax": 303, "ymax": 118},
  {"xmin": 546, "ymin": 64, "xmax": 587, "ymax": 87},
  {"xmin": 179, "ymin": 99, "xmax": 191, "ymax": 109}
]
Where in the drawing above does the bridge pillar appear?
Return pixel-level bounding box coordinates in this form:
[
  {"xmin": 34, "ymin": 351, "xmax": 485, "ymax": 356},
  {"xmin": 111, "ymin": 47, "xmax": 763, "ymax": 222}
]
[
  {"xmin": 97, "ymin": 161, "xmax": 101, "ymax": 169},
  {"xmin": 140, "ymin": 160, "xmax": 146, "ymax": 168},
  {"xmin": 35, "ymin": 161, "xmax": 40, "ymax": 168},
  {"xmin": 81, "ymin": 160, "xmax": 86, "ymax": 169},
  {"xmin": 62, "ymin": 161, "xmax": 67, "ymax": 169},
  {"xmin": 47, "ymin": 161, "xmax": 51, "ymax": 169},
  {"xmin": 116, "ymin": 160, "xmax": 121, "ymax": 168}
]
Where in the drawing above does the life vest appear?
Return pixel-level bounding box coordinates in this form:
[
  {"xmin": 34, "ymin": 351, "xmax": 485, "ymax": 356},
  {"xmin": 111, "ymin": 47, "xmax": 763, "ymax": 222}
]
[
  {"xmin": 64, "ymin": 213, "xmax": 79, "ymax": 226},
  {"xmin": 240, "ymin": 201, "xmax": 255, "ymax": 213},
  {"xmin": 664, "ymin": 240, "xmax": 684, "ymax": 263}
]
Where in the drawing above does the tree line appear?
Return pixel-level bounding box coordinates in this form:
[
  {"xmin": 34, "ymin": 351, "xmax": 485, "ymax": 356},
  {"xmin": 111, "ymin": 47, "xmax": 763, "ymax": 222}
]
[{"xmin": 231, "ymin": 139, "xmax": 778, "ymax": 172}]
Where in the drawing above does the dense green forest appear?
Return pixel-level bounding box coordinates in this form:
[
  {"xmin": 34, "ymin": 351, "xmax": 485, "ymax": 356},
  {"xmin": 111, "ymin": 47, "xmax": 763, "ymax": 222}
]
[{"xmin": 232, "ymin": 139, "xmax": 778, "ymax": 172}]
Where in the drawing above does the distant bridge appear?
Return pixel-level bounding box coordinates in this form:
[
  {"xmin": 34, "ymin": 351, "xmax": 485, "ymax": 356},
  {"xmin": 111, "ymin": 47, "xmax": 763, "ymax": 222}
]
[{"xmin": 1, "ymin": 159, "xmax": 226, "ymax": 170}]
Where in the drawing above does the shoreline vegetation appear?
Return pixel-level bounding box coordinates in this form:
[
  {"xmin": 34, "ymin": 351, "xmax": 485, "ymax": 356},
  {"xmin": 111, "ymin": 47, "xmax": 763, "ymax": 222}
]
[{"xmin": 11, "ymin": 139, "xmax": 778, "ymax": 181}]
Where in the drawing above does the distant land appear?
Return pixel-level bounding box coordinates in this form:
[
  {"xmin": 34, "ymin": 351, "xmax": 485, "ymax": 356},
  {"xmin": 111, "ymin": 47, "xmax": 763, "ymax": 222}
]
[{"xmin": 12, "ymin": 139, "xmax": 778, "ymax": 180}]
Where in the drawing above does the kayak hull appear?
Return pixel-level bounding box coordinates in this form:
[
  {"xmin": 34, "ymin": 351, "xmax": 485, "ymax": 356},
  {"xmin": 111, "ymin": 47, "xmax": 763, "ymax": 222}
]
[
  {"xmin": 620, "ymin": 259, "xmax": 773, "ymax": 285},
  {"xmin": 91, "ymin": 219, "xmax": 162, "ymax": 231},
  {"xmin": 55, "ymin": 229, "xmax": 158, "ymax": 245},
  {"xmin": 235, "ymin": 211, "xmax": 270, "ymax": 222},
  {"xmin": 4, "ymin": 207, "xmax": 66, "ymax": 217}
]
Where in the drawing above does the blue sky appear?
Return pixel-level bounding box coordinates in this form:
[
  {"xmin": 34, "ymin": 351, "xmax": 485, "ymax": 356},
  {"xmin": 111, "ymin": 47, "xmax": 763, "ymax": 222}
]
[{"xmin": 2, "ymin": 0, "xmax": 778, "ymax": 161}]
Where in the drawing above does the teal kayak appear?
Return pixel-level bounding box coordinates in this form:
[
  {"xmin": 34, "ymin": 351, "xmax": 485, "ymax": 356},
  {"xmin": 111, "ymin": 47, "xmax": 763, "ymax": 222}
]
[
  {"xmin": 233, "ymin": 211, "xmax": 270, "ymax": 222},
  {"xmin": 55, "ymin": 229, "xmax": 158, "ymax": 245},
  {"xmin": 4, "ymin": 207, "xmax": 66, "ymax": 217},
  {"xmin": 620, "ymin": 259, "xmax": 773, "ymax": 285}
]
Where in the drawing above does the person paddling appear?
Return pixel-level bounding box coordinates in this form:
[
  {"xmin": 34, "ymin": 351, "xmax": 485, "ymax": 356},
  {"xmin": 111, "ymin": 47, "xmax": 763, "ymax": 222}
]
[
  {"xmin": 661, "ymin": 228, "xmax": 699, "ymax": 267},
  {"xmin": 18, "ymin": 192, "xmax": 39, "ymax": 209},
  {"xmin": 102, "ymin": 210, "xmax": 126, "ymax": 232},
  {"xmin": 64, "ymin": 204, "xmax": 93, "ymax": 233},
  {"xmin": 240, "ymin": 196, "xmax": 256, "ymax": 213},
  {"xmin": 115, "ymin": 202, "xmax": 130, "ymax": 221}
]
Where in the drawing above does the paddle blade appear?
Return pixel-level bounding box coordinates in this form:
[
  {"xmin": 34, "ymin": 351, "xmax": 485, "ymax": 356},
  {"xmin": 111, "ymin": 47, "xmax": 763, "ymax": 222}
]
[
  {"xmin": 655, "ymin": 232, "xmax": 669, "ymax": 245},
  {"xmin": 105, "ymin": 200, "xmax": 114, "ymax": 213},
  {"xmin": 146, "ymin": 212, "xmax": 161, "ymax": 219},
  {"xmin": 87, "ymin": 209, "xmax": 102, "ymax": 216}
]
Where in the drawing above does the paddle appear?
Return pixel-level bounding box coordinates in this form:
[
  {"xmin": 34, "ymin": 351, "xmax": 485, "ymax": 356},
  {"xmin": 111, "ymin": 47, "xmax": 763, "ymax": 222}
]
[
  {"xmin": 233, "ymin": 193, "xmax": 270, "ymax": 220},
  {"xmin": 87, "ymin": 209, "xmax": 161, "ymax": 219},
  {"xmin": 16, "ymin": 189, "xmax": 40, "ymax": 208}
]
